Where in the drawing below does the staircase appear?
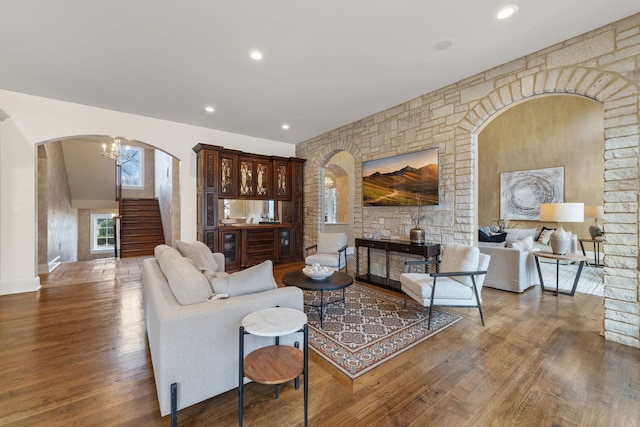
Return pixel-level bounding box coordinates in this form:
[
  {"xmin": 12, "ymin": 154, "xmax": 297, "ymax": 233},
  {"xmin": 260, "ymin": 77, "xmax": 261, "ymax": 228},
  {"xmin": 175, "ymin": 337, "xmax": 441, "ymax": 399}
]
[{"xmin": 119, "ymin": 198, "xmax": 165, "ymax": 258}]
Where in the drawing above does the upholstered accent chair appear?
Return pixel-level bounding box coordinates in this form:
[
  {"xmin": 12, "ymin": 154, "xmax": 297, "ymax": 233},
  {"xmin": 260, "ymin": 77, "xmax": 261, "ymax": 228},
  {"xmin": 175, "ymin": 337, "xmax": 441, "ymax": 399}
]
[
  {"xmin": 399, "ymin": 243, "xmax": 490, "ymax": 328},
  {"xmin": 304, "ymin": 232, "xmax": 348, "ymax": 272}
]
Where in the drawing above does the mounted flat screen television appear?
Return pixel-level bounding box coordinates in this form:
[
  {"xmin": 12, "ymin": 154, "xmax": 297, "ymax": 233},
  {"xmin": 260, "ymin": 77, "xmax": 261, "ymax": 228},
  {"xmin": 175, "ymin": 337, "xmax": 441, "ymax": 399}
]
[{"xmin": 362, "ymin": 147, "xmax": 439, "ymax": 207}]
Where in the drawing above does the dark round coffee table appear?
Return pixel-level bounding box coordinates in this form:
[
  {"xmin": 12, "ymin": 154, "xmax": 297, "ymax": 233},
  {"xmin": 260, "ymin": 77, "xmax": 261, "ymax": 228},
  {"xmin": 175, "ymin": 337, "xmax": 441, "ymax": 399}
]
[{"xmin": 282, "ymin": 270, "xmax": 353, "ymax": 328}]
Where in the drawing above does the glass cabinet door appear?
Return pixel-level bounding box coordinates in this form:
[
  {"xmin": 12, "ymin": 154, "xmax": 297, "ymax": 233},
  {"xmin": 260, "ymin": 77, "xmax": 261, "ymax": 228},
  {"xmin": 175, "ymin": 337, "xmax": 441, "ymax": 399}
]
[
  {"xmin": 220, "ymin": 230, "xmax": 241, "ymax": 270},
  {"xmin": 280, "ymin": 229, "xmax": 291, "ymax": 257}
]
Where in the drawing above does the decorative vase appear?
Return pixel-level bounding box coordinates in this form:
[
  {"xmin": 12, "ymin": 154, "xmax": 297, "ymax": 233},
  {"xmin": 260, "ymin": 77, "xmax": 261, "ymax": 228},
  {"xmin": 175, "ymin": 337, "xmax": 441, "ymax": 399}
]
[
  {"xmin": 589, "ymin": 219, "xmax": 603, "ymax": 239},
  {"xmin": 410, "ymin": 228, "xmax": 425, "ymax": 244}
]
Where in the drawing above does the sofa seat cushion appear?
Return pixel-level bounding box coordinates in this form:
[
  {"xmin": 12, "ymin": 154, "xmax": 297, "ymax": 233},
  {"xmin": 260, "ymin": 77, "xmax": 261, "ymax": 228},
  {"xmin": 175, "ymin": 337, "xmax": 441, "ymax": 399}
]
[
  {"xmin": 157, "ymin": 251, "xmax": 213, "ymax": 305},
  {"xmin": 176, "ymin": 240, "xmax": 219, "ymax": 272},
  {"xmin": 400, "ymin": 274, "xmax": 474, "ymax": 300},
  {"xmin": 210, "ymin": 260, "xmax": 277, "ymax": 297}
]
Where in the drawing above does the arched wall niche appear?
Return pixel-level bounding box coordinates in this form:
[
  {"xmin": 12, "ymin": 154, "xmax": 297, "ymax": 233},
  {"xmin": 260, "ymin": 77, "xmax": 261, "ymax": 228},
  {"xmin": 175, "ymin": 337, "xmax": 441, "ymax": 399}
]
[
  {"xmin": 454, "ymin": 67, "xmax": 639, "ymax": 347},
  {"xmin": 303, "ymin": 138, "xmax": 362, "ymax": 251},
  {"xmin": 323, "ymin": 151, "xmax": 355, "ymax": 246}
]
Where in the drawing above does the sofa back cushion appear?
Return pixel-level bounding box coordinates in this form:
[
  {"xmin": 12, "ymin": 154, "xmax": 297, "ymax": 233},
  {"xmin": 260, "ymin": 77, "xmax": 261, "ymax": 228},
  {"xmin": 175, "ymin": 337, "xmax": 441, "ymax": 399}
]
[
  {"xmin": 175, "ymin": 240, "xmax": 220, "ymax": 272},
  {"xmin": 210, "ymin": 260, "xmax": 277, "ymax": 297},
  {"xmin": 155, "ymin": 244, "xmax": 213, "ymax": 305},
  {"xmin": 504, "ymin": 228, "xmax": 538, "ymax": 241}
]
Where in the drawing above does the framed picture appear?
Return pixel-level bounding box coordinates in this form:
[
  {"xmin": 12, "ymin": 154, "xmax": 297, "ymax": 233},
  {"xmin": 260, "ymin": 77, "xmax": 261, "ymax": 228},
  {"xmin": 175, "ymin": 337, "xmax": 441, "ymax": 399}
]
[
  {"xmin": 500, "ymin": 166, "xmax": 564, "ymax": 220},
  {"xmin": 362, "ymin": 148, "xmax": 438, "ymax": 206}
]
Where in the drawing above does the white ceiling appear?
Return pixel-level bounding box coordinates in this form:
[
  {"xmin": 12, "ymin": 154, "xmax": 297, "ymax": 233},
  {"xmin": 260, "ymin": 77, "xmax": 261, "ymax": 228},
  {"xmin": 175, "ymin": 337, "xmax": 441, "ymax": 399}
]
[{"xmin": 2, "ymin": 1, "xmax": 639, "ymax": 144}]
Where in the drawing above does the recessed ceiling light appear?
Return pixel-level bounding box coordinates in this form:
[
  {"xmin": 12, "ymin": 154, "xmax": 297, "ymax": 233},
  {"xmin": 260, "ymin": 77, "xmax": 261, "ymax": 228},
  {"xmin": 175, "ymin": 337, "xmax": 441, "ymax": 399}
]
[
  {"xmin": 435, "ymin": 39, "xmax": 454, "ymax": 51},
  {"xmin": 250, "ymin": 50, "xmax": 263, "ymax": 61},
  {"xmin": 204, "ymin": 106, "xmax": 215, "ymax": 113},
  {"xmin": 497, "ymin": 5, "xmax": 518, "ymax": 20},
  {"xmin": 282, "ymin": 124, "xmax": 290, "ymax": 130}
]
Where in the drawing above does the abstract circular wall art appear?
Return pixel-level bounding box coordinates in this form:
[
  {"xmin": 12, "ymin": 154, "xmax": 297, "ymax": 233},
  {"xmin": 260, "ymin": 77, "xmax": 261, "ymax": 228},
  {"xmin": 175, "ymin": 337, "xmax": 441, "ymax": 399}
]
[{"xmin": 500, "ymin": 167, "xmax": 564, "ymax": 220}]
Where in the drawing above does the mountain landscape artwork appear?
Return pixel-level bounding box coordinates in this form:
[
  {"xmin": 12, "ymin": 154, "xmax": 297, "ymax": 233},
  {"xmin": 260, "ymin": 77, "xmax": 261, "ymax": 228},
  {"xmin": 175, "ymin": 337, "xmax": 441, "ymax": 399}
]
[{"xmin": 363, "ymin": 148, "xmax": 438, "ymax": 206}]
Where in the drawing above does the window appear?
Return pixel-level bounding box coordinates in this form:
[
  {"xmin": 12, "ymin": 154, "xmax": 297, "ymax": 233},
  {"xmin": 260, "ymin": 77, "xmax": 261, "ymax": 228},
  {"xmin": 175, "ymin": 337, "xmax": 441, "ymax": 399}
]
[
  {"xmin": 91, "ymin": 214, "xmax": 116, "ymax": 253},
  {"xmin": 121, "ymin": 146, "xmax": 144, "ymax": 189}
]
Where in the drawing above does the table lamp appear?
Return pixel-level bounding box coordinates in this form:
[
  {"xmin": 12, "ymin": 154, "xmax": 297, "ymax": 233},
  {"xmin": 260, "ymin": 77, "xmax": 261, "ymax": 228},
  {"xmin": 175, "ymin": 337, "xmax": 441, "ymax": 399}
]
[
  {"xmin": 539, "ymin": 203, "xmax": 584, "ymax": 255},
  {"xmin": 584, "ymin": 205, "xmax": 604, "ymax": 239}
]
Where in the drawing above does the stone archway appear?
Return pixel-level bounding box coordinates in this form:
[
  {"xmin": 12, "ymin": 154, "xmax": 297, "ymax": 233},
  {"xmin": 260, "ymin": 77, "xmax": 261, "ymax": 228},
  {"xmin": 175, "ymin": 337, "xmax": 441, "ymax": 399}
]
[
  {"xmin": 303, "ymin": 137, "xmax": 362, "ymax": 250},
  {"xmin": 456, "ymin": 67, "xmax": 640, "ymax": 347}
]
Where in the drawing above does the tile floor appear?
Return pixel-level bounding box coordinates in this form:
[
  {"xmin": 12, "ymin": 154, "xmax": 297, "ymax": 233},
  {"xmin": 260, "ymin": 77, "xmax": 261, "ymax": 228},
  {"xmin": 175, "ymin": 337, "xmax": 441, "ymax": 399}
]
[{"xmin": 39, "ymin": 257, "xmax": 149, "ymax": 287}]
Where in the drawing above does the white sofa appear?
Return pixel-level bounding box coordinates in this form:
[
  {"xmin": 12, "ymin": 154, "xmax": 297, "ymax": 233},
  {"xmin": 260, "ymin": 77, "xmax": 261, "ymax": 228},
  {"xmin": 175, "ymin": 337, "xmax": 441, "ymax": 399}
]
[
  {"xmin": 503, "ymin": 227, "xmax": 578, "ymax": 263},
  {"xmin": 142, "ymin": 243, "xmax": 303, "ymax": 418},
  {"xmin": 478, "ymin": 242, "xmax": 538, "ymax": 293}
]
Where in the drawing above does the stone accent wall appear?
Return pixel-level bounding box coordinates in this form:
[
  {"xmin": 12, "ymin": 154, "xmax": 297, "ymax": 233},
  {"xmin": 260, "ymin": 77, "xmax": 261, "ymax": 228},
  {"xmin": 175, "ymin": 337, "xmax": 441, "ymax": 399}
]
[{"xmin": 296, "ymin": 14, "xmax": 640, "ymax": 348}]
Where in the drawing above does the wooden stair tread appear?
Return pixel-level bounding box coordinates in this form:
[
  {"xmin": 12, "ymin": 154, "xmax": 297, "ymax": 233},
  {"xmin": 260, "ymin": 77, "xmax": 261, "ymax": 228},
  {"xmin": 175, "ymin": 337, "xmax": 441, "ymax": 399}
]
[{"xmin": 120, "ymin": 198, "xmax": 165, "ymax": 258}]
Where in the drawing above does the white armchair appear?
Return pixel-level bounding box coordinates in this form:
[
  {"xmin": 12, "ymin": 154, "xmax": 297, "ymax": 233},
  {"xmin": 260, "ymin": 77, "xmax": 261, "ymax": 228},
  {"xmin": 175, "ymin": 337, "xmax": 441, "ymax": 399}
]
[
  {"xmin": 305, "ymin": 232, "xmax": 348, "ymax": 272},
  {"xmin": 400, "ymin": 243, "xmax": 490, "ymax": 328}
]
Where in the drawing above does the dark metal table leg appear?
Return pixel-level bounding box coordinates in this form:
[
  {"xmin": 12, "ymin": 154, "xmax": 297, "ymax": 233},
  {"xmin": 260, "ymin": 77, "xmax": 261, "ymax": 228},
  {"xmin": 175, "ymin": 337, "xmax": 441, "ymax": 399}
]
[
  {"xmin": 569, "ymin": 261, "xmax": 585, "ymax": 296},
  {"xmin": 319, "ymin": 289, "xmax": 324, "ymax": 328},
  {"xmin": 534, "ymin": 256, "xmax": 545, "ymax": 292},
  {"xmin": 303, "ymin": 324, "xmax": 309, "ymax": 427},
  {"xmin": 555, "ymin": 260, "xmax": 560, "ymax": 296},
  {"xmin": 239, "ymin": 326, "xmax": 245, "ymax": 427}
]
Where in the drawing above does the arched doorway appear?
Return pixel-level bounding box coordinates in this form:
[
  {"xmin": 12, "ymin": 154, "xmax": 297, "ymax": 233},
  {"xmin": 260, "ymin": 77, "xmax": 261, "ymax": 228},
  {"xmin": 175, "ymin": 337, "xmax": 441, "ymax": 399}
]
[
  {"xmin": 477, "ymin": 94, "xmax": 604, "ymax": 238},
  {"xmin": 37, "ymin": 135, "xmax": 180, "ymax": 272},
  {"xmin": 322, "ymin": 151, "xmax": 355, "ymax": 248},
  {"xmin": 457, "ymin": 67, "xmax": 639, "ymax": 345}
]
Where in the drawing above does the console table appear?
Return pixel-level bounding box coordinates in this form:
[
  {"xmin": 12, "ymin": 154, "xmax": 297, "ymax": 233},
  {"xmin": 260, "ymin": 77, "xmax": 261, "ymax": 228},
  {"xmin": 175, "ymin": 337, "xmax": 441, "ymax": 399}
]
[{"xmin": 355, "ymin": 238, "xmax": 441, "ymax": 291}]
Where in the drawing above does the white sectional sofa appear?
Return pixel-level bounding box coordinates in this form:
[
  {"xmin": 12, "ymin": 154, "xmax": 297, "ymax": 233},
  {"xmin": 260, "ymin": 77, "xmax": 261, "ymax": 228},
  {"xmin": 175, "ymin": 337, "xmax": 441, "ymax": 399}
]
[
  {"xmin": 502, "ymin": 227, "xmax": 578, "ymax": 258},
  {"xmin": 478, "ymin": 240, "xmax": 538, "ymax": 293},
  {"xmin": 142, "ymin": 243, "xmax": 303, "ymax": 418},
  {"xmin": 477, "ymin": 227, "xmax": 580, "ymax": 293}
]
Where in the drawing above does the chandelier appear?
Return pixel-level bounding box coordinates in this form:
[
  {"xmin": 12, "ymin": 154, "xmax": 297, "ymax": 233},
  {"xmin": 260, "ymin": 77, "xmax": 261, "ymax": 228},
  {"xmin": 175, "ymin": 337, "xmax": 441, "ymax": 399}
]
[
  {"xmin": 324, "ymin": 176, "xmax": 334, "ymax": 188},
  {"xmin": 102, "ymin": 137, "xmax": 136, "ymax": 164}
]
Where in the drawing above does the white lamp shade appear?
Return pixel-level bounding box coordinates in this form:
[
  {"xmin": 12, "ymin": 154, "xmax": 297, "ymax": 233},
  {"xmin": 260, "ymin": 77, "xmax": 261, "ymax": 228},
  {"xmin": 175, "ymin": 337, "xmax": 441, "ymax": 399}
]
[
  {"xmin": 584, "ymin": 205, "xmax": 604, "ymax": 219},
  {"xmin": 539, "ymin": 203, "xmax": 584, "ymax": 223}
]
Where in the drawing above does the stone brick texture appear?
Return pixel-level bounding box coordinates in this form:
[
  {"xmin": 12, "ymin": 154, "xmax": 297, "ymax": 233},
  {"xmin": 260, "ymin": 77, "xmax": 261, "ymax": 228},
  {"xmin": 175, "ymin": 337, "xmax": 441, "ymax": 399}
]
[{"xmin": 297, "ymin": 14, "xmax": 640, "ymax": 349}]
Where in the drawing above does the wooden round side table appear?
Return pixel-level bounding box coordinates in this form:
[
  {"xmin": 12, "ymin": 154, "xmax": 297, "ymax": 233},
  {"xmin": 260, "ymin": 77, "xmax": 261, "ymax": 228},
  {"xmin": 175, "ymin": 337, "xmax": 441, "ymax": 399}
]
[{"xmin": 239, "ymin": 307, "xmax": 308, "ymax": 427}]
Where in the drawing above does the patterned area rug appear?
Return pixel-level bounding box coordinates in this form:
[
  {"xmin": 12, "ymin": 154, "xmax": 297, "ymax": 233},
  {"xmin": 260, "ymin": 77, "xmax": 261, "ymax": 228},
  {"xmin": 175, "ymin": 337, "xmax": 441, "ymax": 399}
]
[{"xmin": 303, "ymin": 283, "xmax": 462, "ymax": 379}]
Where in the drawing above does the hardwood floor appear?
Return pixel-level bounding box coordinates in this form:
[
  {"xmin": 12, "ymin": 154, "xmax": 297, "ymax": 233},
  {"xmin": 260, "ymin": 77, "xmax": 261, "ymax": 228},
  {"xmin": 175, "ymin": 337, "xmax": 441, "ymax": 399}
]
[{"xmin": 1, "ymin": 257, "xmax": 639, "ymax": 426}]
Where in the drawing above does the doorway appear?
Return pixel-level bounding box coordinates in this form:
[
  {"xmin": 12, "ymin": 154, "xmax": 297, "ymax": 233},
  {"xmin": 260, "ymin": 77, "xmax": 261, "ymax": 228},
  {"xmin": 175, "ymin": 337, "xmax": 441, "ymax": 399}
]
[
  {"xmin": 37, "ymin": 135, "xmax": 180, "ymax": 272},
  {"xmin": 322, "ymin": 151, "xmax": 355, "ymax": 248}
]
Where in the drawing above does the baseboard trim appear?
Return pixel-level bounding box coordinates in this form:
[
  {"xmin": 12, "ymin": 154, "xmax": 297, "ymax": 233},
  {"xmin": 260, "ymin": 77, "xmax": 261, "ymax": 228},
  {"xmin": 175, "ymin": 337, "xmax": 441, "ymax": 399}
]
[
  {"xmin": 0, "ymin": 276, "xmax": 41, "ymax": 295},
  {"xmin": 38, "ymin": 256, "xmax": 61, "ymax": 274}
]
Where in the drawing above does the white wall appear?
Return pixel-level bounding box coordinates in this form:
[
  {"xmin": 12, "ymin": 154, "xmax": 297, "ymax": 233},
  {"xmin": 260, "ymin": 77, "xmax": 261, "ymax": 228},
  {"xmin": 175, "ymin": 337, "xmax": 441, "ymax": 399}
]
[{"xmin": 0, "ymin": 89, "xmax": 295, "ymax": 295}]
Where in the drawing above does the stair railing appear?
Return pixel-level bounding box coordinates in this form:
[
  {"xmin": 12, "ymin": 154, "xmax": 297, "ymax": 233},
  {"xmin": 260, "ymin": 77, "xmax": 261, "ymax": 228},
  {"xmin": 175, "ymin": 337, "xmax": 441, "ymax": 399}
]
[{"xmin": 114, "ymin": 163, "xmax": 122, "ymax": 258}]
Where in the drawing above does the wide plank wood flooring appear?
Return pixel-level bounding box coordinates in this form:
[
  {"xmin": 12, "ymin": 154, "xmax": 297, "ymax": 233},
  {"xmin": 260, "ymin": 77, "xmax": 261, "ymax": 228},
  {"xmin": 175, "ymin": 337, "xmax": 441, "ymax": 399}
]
[{"xmin": 1, "ymin": 257, "xmax": 638, "ymax": 426}]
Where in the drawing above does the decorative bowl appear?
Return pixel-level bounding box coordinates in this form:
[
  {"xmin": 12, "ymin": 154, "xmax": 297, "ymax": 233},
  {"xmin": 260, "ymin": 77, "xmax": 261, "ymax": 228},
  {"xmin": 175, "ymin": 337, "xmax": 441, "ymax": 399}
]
[{"xmin": 302, "ymin": 266, "xmax": 334, "ymax": 280}]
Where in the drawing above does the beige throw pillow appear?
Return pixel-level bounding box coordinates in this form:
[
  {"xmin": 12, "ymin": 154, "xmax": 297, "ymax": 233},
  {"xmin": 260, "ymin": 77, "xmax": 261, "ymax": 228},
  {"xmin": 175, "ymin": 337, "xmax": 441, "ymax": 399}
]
[
  {"xmin": 210, "ymin": 260, "xmax": 277, "ymax": 297},
  {"xmin": 176, "ymin": 240, "xmax": 219, "ymax": 272},
  {"xmin": 537, "ymin": 229, "xmax": 555, "ymax": 245},
  {"xmin": 511, "ymin": 236, "xmax": 534, "ymax": 252}
]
